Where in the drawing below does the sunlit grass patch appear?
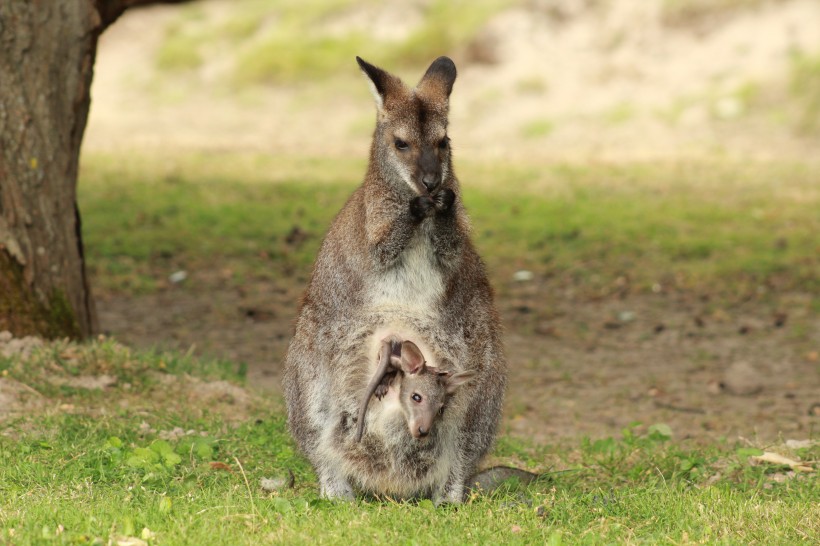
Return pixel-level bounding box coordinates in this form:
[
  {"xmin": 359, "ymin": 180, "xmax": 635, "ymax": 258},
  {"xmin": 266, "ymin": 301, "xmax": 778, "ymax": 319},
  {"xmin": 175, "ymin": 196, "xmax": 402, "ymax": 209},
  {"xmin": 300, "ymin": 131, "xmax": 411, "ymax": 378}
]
[{"xmin": 79, "ymin": 152, "xmax": 820, "ymax": 301}]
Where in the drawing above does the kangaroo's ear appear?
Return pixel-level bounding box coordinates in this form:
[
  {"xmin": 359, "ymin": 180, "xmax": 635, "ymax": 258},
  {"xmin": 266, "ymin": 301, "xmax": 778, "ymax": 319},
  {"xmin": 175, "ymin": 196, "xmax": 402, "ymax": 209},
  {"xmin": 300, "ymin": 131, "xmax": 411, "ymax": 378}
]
[
  {"xmin": 444, "ymin": 369, "xmax": 475, "ymax": 395},
  {"xmin": 399, "ymin": 340, "xmax": 426, "ymax": 375},
  {"xmin": 416, "ymin": 56, "xmax": 457, "ymax": 101},
  {"xmin": 356, "ymin": 56, "xmax": 401, "ymax": 111}
]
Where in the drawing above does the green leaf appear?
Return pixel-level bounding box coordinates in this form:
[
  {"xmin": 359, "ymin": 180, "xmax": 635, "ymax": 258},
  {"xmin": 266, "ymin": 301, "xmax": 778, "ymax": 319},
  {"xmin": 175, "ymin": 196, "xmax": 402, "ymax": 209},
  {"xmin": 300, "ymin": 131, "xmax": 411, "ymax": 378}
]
[
  {"xmin": 135, "ymin": 447, "xmax": 160, "ymax": 462},
  {"xmin": 679, "ymin": 458, "xmax": 696, "ymax": 472},
  {"xmin": 272, "ymin": 497, "xmax": 292, "ymax": 514},
  {"xmin": 151, "ymin": 439, "xmax": 175, "ymax": 456},
  {"xmin": 647, "ymin": 423, "xmax": 673, "ymax": 441},
  {"xmin": 418, "ymin": 499, "xmax": 435, "ymax": 511},
  {"xmin": 194, "ymin": 438, "xmax": 215, "ymax": 459},
  {"xmin": 159, "ymin": 496, "xmax": 173, "ymax": 514},
  {"xmin": 163, "ymin": 451, "xmax": 182, "ymax": 467}
]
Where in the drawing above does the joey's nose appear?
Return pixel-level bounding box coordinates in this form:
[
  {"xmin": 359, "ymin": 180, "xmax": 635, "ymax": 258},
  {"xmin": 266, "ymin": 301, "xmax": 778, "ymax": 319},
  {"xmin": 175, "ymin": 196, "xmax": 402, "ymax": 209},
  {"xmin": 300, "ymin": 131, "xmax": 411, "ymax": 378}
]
[
  {"xmin": 422, "ymin": 174, "xmax": 440, "ymax": 193},
  {"xmin": 416, "ymin": 426, "xmax": 429, "ymax": 438}
]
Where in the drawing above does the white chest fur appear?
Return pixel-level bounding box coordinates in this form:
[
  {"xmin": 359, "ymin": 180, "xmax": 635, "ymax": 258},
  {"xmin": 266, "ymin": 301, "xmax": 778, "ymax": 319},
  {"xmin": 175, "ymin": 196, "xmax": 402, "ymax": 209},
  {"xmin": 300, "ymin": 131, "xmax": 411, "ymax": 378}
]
[{"xmin": 369, "ymin": 227, "xmax": 443, "ymax": 310}]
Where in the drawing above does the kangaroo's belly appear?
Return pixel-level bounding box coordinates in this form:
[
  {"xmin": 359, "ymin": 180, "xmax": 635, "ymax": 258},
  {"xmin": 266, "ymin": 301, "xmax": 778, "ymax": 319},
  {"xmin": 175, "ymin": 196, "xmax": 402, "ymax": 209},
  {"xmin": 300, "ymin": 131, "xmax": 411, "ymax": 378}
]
[{"xmin": 368, "ymin": 231, "xmax": 443, "ymax": 310}]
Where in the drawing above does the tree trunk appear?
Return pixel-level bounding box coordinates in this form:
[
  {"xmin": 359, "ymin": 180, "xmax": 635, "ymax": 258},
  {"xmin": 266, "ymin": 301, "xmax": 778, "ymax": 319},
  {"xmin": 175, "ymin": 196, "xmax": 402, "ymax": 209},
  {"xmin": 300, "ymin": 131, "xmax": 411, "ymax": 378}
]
[
  {"xmin": 0, "ymin": 1, "xmax": 101, "ymax": 338},
  {"xmin": 0, "ymin": 0, "xmax": 193, "ymax": 339}
]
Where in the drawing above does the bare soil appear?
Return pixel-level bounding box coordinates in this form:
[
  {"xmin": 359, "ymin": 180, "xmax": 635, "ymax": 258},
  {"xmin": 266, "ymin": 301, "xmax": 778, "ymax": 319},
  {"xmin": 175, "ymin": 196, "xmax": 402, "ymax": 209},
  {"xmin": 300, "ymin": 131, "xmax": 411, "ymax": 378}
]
[{"xmin": 95, "ymin": 277, "xmax": 820, "ymax": 445}]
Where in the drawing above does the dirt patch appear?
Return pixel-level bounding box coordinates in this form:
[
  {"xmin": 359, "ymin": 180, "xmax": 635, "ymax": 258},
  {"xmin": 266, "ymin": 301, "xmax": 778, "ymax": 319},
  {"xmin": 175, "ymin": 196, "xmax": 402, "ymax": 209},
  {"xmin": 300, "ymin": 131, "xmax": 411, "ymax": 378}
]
[
  {"xmin": 498, "ymin": 288, "xmax": 819, "ymax": 444},
  {"xmin": 0, "ymin": 330, "xmax": 259, "ymax": 426},
  {"xmin": 95, "ymin": 278, "xmax": 301, "ymax": 392},
  {"xmin": 1, "ymin": 330, "xmax": 44, "ymax": 359},
  {"xmin": 96, "ymin": 276, "xmax": 820, "ymax": 445},
  {"xmin": 0, "ymin": 377, "xmax": 45, "ymax": 420}
]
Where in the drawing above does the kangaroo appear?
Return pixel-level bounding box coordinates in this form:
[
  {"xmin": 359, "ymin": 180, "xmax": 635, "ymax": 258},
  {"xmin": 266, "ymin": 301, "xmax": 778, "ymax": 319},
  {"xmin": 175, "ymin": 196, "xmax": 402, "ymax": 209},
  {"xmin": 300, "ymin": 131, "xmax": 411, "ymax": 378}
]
[
  {"xmin": 283, "ymin": 56, "xmax": 507, "ymax": 504},
  {"xmin": 355, "ymin": 335, "xmax": 475, "ymax": 442}
]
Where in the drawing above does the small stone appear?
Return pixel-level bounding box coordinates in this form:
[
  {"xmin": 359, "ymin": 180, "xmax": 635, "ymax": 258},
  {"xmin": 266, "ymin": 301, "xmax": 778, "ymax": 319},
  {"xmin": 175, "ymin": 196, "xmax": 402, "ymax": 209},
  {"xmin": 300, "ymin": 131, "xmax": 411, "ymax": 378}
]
[
  {"xmin": 722, "ymin": 361, "xmax": 763, "ymax": 396},
  {"xmin": 513, "ymin": 270, "xmax": 534, "ymax": 282},
  {"xmin": 260, "ymin": 470, "xmax": 295, "ymax": 492},
  {"xmin": 168, "ymin": 270, "xmax": 187, "ymax": 284}
]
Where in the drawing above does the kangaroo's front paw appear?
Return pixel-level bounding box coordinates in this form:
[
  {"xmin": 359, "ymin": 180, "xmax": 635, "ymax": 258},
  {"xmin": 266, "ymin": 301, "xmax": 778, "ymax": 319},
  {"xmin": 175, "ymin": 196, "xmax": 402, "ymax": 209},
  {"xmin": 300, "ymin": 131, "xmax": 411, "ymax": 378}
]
[
  {"xmin": 432, "ymin": 188, "xmax": 456, "ymax": 213},
  {"xmin": 410, "ymin": 195, "xmax": 436, "ymax": 220}
]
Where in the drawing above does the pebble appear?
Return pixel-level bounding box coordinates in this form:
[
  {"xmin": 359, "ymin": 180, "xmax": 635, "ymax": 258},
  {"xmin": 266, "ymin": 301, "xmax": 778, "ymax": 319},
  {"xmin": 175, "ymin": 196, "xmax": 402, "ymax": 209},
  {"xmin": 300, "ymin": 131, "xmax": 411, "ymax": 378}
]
[{"xmin": 722, "ymin": 361, "xmax": 763, "ymax": 396}]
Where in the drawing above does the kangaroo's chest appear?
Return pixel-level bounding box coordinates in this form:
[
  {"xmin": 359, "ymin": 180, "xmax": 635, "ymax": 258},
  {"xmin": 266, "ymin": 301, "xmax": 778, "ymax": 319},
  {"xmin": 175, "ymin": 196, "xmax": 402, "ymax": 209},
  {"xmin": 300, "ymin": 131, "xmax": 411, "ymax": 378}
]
[{"xmin": 369, "ymin": 230, "xmax": 443, "ymax": 310}]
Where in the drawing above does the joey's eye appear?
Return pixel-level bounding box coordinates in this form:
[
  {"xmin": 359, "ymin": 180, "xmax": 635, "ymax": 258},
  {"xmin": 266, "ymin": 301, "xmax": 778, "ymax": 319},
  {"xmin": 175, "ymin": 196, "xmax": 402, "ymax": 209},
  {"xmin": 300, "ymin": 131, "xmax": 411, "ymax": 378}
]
[
  {"xmin": 395, "ymin": 139, "xmax": 409, "ymax": 151},
  {"xmin": 411, "ymin": 393, "xmax": 422, "ymax": 403},
  {"xmin": 438, "ymin": 137, "xmax": 449, "ymax": 150}
]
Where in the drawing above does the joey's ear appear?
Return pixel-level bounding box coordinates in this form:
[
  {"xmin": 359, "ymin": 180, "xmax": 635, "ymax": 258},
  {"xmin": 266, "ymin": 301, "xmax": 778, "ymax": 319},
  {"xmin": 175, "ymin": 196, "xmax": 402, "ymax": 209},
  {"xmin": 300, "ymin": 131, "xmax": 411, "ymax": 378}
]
[
  {"xmin": 416, "ymin": 56, "xmax": 457, "ymax": 101},
  {"xmin": 444, "ymin": 369, "xmax": 476, "ymax": 395},
  {"xmin": 399, "ymin": 340, "xmax": 426, "ymax": 375},
  {"xmin": 356, "ymin": 56, "xmax": 401, "ymax": 111}
]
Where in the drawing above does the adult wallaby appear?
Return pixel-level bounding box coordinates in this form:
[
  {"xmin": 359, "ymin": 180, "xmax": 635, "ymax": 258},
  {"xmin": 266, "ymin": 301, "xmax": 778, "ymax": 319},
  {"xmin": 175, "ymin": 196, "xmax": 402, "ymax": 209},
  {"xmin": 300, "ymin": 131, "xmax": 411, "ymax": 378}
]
[
  {"xmin": 283, "ymin": 56, "xmax": 507, "ymax": 504},
  {"xmin": 354, "ymin": 335, "xmax": 476, "ymax": 442}
]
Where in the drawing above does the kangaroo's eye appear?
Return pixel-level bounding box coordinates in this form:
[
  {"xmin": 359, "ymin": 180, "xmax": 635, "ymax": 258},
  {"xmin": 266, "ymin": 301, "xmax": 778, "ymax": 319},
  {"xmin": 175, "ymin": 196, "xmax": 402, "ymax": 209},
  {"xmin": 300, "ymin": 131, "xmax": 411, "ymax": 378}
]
[
  {"xmin": 395, "ymin": 139, "xmax": 409, "ymax": 151},
  {"xmin": 438, "ymin": 137, "xmax": 449, "ymax": 150},
  {"xmin": 411, "ymin": 393, "xmax": 422, "ymax": 403}
]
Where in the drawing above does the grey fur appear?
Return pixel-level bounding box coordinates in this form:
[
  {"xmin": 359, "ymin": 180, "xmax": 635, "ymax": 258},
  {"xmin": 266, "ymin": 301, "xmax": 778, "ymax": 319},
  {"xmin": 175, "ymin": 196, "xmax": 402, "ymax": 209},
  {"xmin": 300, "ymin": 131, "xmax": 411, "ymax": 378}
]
[
  {"xmin": 355, "ymin": 335, "xmax": 476, "ymax": 443},
  {"xmin": 282, "ymin": 56, "xmax": 507, "ymax": 504}
]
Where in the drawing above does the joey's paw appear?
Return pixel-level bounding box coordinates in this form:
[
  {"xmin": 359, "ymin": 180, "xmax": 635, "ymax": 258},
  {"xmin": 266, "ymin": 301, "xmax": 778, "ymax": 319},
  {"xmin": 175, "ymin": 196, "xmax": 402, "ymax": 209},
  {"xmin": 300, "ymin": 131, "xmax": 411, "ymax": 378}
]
[
  {"xmin": 432, "ymin": 188, "xmax": 456, "ymax": 213},
  {"xmin": 374, "ymin": 383, "xmax": 389, "ymax": 400},
  {"xmin": 410, "ymin": 195, "xmax": 436, "ymax": 220}
]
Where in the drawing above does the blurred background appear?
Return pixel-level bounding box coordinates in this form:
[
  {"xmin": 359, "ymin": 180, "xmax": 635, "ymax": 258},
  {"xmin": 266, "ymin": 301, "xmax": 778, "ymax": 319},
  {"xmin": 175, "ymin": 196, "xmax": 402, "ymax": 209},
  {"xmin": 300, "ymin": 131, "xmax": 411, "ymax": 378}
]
[
  {"xmin": 86, "ymin": 0, "xmax": 820, "ymax": 160},
  {"xmin": 79, "ymin": 0, "xmax": 820, "ymax": 444}
]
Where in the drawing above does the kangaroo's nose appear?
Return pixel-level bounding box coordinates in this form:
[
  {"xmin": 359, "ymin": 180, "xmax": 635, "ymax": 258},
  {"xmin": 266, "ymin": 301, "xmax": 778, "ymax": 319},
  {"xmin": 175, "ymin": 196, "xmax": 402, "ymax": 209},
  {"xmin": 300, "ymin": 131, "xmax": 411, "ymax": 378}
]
[
  {"xmin": 422, "ymin": 174, "xmax": 439, "ymax": 193},
  {"xmin": 417, "ymin": 426, "xmax": 429, "ymax": 438}
]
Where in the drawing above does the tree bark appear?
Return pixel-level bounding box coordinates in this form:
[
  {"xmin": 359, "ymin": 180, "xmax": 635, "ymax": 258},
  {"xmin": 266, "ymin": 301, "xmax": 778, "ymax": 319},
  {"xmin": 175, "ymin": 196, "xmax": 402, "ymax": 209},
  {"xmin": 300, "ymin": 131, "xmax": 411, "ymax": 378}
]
[
  {"xmin": 0, "ymin": 1, "xmax": 101, "ymax": 338},
  {"xmin": 0, "ymin": 0, "xmax": 191, "ymax": 339}
]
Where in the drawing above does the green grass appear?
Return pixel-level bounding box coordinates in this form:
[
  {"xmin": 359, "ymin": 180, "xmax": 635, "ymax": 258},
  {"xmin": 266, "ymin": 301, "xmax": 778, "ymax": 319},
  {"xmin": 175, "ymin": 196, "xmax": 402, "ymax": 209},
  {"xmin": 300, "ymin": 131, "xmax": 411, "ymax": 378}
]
[
  {"xmin": 79, "ymin": 152, "xmax": 820, "ymax": 301},
  {"xmin": 2, "ymin": 340, "xmax": 817, "ymax": 544},
  {"xmin": 791, "ymin": 51, "xmax": 820, "ymax": 135}
]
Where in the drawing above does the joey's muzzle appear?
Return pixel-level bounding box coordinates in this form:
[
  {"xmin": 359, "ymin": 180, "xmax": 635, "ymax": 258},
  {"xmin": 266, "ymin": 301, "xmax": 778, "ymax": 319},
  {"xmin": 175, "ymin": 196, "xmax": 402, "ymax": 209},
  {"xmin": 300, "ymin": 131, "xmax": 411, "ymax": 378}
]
[{"xmin": 409, "ymin": 417, "xmax": 434, "ymax": 439}]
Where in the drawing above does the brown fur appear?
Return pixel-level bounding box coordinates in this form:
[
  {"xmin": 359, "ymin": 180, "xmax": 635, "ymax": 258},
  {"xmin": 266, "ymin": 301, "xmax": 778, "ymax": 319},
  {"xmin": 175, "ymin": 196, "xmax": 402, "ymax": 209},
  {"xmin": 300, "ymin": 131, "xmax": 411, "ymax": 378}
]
[{"xmin": 282, "ymin": 56, "xmax": 507, "ymax": 504}]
